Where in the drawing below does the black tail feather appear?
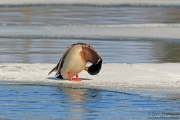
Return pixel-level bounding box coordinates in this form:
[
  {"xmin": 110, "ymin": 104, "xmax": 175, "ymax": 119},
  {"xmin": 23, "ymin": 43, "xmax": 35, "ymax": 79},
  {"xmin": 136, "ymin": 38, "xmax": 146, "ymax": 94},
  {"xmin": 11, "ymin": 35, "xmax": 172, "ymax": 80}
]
[{"xmin": 56, "ymin": 73, "xmax": 63, "ymax": 79}]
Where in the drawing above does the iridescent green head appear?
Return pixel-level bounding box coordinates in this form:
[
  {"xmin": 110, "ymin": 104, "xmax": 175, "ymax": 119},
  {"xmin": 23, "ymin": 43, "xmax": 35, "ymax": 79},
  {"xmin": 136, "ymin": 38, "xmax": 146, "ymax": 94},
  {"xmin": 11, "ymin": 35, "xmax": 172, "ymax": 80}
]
[{"xmin": 85, "ymin": 59, "xmax": 102, "ymax": 75}]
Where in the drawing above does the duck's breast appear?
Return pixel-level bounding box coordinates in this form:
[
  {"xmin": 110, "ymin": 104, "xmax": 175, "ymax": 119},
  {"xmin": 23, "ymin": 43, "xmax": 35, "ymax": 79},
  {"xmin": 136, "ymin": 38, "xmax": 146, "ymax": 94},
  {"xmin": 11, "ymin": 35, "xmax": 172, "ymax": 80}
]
[{"xmin": 61, "ymin": 45, "xmax": 86, "ymax": 78}]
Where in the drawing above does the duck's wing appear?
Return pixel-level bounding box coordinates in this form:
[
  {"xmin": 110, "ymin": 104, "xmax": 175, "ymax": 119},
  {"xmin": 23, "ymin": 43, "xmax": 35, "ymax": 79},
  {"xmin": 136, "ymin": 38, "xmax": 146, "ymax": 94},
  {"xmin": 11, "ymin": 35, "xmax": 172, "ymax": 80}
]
[
  {"xmin": 48, "ymin": 43, "xmax": 78, "ymax": 75},
  {"xmin": 48, "ymin": 47, "xmax": 73, "ymax": 75}
]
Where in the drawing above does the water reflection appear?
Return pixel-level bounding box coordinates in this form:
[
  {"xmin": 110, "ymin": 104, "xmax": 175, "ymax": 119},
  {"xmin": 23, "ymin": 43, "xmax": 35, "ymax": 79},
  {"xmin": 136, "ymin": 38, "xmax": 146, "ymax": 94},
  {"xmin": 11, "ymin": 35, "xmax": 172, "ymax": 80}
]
[
  {"xmin": 1, "ymin": 6, "xmax": 180, "ymax": 25},
  {"xmin": 62, "ymin": 87, "xmax": 88, "ymax": 103},
  {"xmin": 158, "ymin": 43, "xmax": 180, "ymax": 62},
  {"xmin": 1, "ymin": 38, "xmax": 180, "ymax": 63},
  {"xmin": 22, "ymin": 7, "xmax": 32, "ymax": 23},
  {"xmin": 59, "ymin": 86, "xmax": 101, "ymax": 119},
  {"xmin": 0, "ymin": 83, "xmax": 179, "ymax": 119},
  {"xmin": 1, "ymin": 5, "xmax": 180, "ymax": 63},
  {"xmin": 21, "ymin": 39, "xmax": 31, "ymax": 63},
  {"xmin": 64, "ymin": 88, "xmax": 88, "ymax": 119}
]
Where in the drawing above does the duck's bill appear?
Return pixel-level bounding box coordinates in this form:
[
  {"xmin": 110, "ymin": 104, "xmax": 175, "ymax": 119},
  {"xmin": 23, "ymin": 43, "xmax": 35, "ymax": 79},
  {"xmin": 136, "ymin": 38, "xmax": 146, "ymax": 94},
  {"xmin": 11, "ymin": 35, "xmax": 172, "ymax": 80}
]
[{"xmin": 84, "ymin": 67, "xmax": 89, "ymax": 71}]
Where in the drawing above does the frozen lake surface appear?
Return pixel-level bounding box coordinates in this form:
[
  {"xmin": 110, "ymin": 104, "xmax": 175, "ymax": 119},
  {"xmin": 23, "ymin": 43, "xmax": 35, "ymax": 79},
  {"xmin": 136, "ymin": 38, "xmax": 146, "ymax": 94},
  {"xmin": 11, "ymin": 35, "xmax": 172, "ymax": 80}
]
[
  {"xmin": 0, "ymin": 2, "xmax": 180, "ymax": 120},
  {"xmin": 1, "ymin": 5, "xmax": 180, "ymax": 63}
]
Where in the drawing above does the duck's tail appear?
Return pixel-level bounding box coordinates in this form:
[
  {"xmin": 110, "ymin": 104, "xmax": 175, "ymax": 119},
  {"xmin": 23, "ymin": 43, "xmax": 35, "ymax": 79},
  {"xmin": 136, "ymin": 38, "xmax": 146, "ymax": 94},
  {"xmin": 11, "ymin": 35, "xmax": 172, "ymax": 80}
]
[{"xmin": 48, "ymin": 63, "xmax": 59, "ymax": 75}]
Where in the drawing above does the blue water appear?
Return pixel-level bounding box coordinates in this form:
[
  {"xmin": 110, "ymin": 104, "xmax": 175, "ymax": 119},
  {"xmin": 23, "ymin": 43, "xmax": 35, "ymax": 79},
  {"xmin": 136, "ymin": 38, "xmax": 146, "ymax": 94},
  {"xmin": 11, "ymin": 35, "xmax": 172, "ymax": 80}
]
[
  {"xmin": 2, "ymin": 38, "xmax": 180, "ymax": 63},
  {"xmin": 0, "ymin": 83, "xmax": 179, "ymax": 120},
  {"xmin": 1, "ymin": 4, "xmax": 180, "ymax": 120},
  {"xmin": 1, "ymin": 5, "xmax": 180, "ymax": 63}
]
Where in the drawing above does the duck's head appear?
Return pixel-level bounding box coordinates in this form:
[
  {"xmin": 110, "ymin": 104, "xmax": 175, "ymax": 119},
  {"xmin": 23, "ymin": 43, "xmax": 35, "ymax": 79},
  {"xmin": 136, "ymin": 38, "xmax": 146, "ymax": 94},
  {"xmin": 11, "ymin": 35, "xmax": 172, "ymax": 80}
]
[{"xmin": 84, "ymin": 59, "xmax": 102, "ymax": 75}]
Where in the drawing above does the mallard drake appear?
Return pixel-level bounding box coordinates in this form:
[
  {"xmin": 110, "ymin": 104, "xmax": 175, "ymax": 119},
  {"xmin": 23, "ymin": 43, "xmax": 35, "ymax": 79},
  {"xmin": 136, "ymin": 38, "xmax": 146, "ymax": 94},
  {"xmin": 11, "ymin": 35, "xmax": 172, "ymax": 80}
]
[{"xmin": 48, "ymin": 43, "xmax": 102, "ymax": 81}]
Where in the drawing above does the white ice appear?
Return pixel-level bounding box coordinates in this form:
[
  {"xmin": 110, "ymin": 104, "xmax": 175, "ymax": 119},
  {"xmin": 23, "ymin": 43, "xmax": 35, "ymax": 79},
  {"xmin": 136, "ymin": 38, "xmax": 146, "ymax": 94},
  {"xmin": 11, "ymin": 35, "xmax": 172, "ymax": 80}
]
[
  {"xmin": 1, "ymin": 0, "xmax": 180, "ymax": 100},
  {"xmin": 1, "ymin": 24, "xmax": 180, "ymax": 39},
  {"xmin": 0, "ymin": 63, "xmax": 180, "ymax": 100}
]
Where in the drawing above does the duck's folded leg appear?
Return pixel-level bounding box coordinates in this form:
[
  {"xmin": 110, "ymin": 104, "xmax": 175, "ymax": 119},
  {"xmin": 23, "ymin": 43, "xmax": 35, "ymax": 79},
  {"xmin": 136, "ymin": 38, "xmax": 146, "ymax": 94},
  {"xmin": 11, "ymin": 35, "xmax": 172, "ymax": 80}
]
[
  {"xmin": 68, "ymin": 72, "xmax": 72, "ymax": 81},
  {"xmin": 76, "ymin": 74, "xmax": 81, "ymax": 81}
]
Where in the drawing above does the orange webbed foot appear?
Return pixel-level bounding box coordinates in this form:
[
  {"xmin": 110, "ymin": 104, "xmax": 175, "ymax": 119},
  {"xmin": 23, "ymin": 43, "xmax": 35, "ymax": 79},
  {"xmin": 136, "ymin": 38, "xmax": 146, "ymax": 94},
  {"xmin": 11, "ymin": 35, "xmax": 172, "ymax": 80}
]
[
  {"xmin": 75, "ymin": 74, "xmax": 81, "ymax": 81},
  {"xmin": 68, "ymin": 72, "xmax": 72, "ymax": 81},
  {"xmin": 68, "ymin": 72, "xmax": 81, "ymax": 81}
]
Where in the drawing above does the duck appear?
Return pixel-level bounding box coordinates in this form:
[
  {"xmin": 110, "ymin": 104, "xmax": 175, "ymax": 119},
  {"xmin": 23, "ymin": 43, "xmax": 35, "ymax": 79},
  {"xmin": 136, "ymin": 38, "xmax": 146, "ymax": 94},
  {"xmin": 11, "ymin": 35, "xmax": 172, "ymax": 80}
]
[{"xmin": 48, "ymin": 42, "xmax": 102, "ymax": 81}]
